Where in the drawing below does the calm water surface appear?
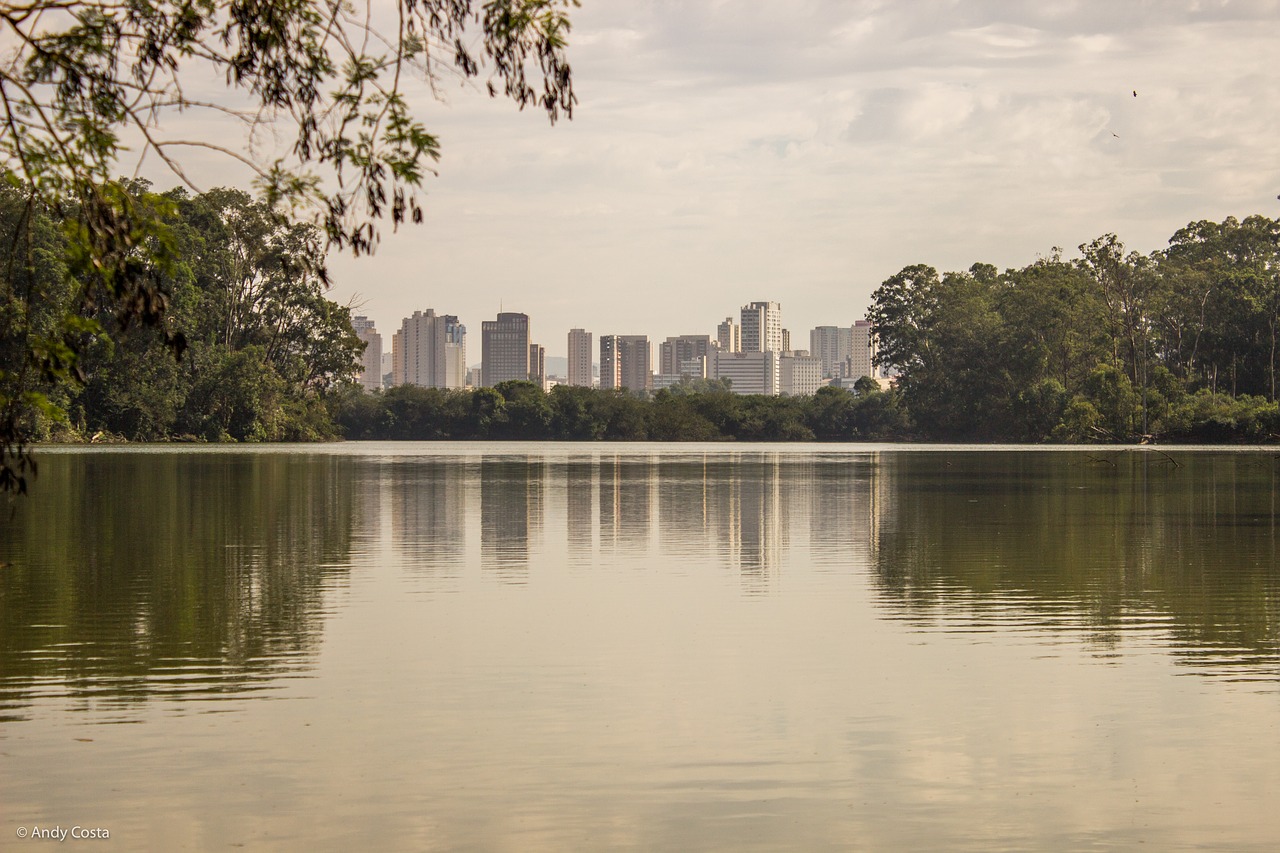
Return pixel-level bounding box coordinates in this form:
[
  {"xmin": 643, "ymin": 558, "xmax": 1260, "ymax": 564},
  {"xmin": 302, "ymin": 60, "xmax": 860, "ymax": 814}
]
[{"xmin": 2, "ymin": 444, "xmax": 1278, "ymax": 851}]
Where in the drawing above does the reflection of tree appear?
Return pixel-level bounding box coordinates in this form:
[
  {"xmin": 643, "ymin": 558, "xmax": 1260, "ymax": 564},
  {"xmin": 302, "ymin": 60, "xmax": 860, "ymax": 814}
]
[
  {"xmin": 0, "ymin": 452, "xmax": 354, "ymax": 721},
  {"xmin": 871, "ymin": 451, "xmax": 1280, "ymax": 681}
]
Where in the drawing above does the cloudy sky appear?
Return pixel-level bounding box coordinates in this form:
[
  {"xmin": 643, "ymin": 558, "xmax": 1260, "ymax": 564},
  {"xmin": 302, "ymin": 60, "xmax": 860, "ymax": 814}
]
[{"xmin": 191, "ymin": 1, "xmax": 1280, "ymax": 360}]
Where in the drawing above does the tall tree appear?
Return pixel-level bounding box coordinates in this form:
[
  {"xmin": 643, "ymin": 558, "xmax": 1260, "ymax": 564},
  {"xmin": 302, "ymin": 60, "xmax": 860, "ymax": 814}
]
[{"xmin": 1, "ymin": 0, "xmax": 577, "ymax": 491}]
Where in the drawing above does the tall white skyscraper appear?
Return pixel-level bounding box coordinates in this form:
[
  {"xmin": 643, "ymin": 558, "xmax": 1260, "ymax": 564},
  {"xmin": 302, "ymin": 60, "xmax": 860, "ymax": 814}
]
[
  {"xmin": 567, "ymin": 328, "xmax": 593, "ymax": 387},
  {"xmin": 740, "ymin": 301, "xmax": 782, "ymax": 353},
  {"xmin": 392, "ymin": 309, "xmax": 465, "ymax": 389},
  {"xmin": 351, "ymin": 315, "xmax": 383, "ymax": 391}
]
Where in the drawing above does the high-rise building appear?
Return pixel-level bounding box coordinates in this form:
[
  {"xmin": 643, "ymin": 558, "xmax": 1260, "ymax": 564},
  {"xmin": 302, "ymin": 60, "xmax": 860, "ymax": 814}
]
[
  {"xmin": 740, "ymin": 301, "xmax": 782, "ymax": 353},
  {"xmin": 600, "ymin": 335, "xmax": 620, "ymax": 390},
  {"xmin": 600, "ymin": 334, "xmax": 650, "ymax": 392},
  {"xmin": 848, "ymin": 320, "xmax": 875, "ymax": 380},
  {"xmin": 811, "ymin": 325, "xmax": 854, "ymax": 378},
  {"xmin": 391, "ymin": 309, "xmax": 466, "ymax": 388},
  {"xmin": 567, "ymin": 329, "xmax": 593, "ymax": 387},
  {"xmin": 659, "ymin": 335, "xmax": 713, "ymax": 377},
  {"xmin": 708, "ymin": 350, "xmax": 779, "ymax": 396},
  {"xmin": 780, "ymin": 353, "xmax": 823, "ymax": 396},
  {"xmin": 529, "ymin": 343, "xmax": 546, "ymax": 388},
  {"xmin": 351, "ymin": 315, "xmax": 383, "ymax": 391},
  {"xmin": 716, "ymin": 317, "xmax": 740, "ymax": 353},
  {"xmin": 481, "ymin": 312, "xmax": 531, "ymax": 387},
  {"xmin": 618, "ymin": 335, "xmax": 651, "ymax": 392}
]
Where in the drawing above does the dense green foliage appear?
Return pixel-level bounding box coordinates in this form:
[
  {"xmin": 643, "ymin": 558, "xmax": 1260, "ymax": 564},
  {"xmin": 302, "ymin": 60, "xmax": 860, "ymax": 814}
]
[
  {"xmin": 1, "ymin": 180, "xmax": 363, "ymax": 445},
  {"xmin": 332, "ymin": 380, "xmax": 909, "ymax": 442},
  {"xmin": 868, "ymin": 217, "xmax": 1280, "ymax": 443},
  {"xmin": 1, "ymin": 0, "xmax": 576, "ymax": 491}
]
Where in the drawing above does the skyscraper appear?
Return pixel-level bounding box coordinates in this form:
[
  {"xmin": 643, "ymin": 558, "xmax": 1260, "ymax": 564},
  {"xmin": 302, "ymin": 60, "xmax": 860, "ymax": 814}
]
[
  {"xmin": 810, "ymin": 325, "xmax": 853, "ymax": 378},
  {"xmin": 848, "ymin": 320, "xmax": 875, "ymax": 380},
  {"xmin": 391, "ymin": 309, "xmax": 465, "ymax": 389},
  {"xmin": 567, "ymin": 328, "xmax": 593, "ymax": 387},
  {"xmin": 529, "ymin": 343, "xmax": 546, "ymax": 388},
  {"xmin": 618, "ymin": 335, "xmax": 652, "ymax": 392},
  {"xmin": 481, "ymin": 312, "xmax": 531, "ymax": 387},
  {"xmin": 740, "ymin": 301, "xmax": 782, "ymax": 353},
  {"xmin": 659, "ymin": 335, "xmax": 713, "ymax": 377},
  {"xmin": 600, "ymin": 334, "xmax": 650, "ymax": 392},
  {"xmin": 600, "ymin": 334, "xmax": 620, "ymax": 390},
  {"xmin": 716, "ymin": 317, "xmax": 741, "ymax": 353},
  {"xmin": 351, "ymin": 315, "xmax": 382, "ymax": 391}
]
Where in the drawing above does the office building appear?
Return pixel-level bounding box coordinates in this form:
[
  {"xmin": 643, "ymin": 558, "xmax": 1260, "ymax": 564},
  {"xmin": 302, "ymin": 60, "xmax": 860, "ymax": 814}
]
[
  {"xmin": 567, "ymin": 328, "xmax": 593, "ymax": 387},
  {"xmin": 481, "ymin": 312, "xmax": 531, "ymax": 387},
  {"xmin": 780, "ymin": 353, "xmax": 824, "ymax": 396},
  {"xmin": 659, "ymin": 335, "xmax": 713, "ymax": 377},
  {"xmin": 600, "ymin": 334, "xmax": 651, "ymax": 392},
  {"xmin": 351, "ymin": 315, "xmax": 383, "ymax": 391},
  {"xmin": 708, "ymin": 350, "xmax": 779, "ymax": 396},
  {"xmin": 811, "ymin": 325, "xmax": 853, "ymax": 378},
  {"xmin": 848, "ymin": 320, "xmax": 875, "ymax": 380},
  {"xmin": 716, "ymin": 317, "xmax": 740, "ymax": 352},
  {"xmin": 391, "ymin": 309, "xmax": 466, "ymax": 389},
  {"xmin": 740, "ymin": 301, "xmax": 782, "ymax": 353},
  {"xmin": 529, "ymin": 343, "xmax": 546, "ymax": 388}
]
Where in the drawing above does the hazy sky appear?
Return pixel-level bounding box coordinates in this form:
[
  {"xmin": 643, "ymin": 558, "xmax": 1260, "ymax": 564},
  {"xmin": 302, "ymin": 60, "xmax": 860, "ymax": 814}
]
[{"xmin": 177, "ymin": 1, "xmax": 1280, "ymax": 360}]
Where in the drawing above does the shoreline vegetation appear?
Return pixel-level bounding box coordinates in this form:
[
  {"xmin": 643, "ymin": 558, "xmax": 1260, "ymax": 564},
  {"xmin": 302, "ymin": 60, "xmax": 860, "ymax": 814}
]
[{"xmin": 7, "ymin": 180, "xmax": 1280, "ymax": 448}]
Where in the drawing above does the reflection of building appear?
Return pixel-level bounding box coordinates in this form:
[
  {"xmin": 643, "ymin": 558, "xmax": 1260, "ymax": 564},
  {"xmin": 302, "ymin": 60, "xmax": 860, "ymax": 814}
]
[
  {"xmin": 352, "ymin": 315, "xmax": 383, "ymax": 390},
  {"xmin": 565, "ymin": 458, "xmax": 595, "ymax": 559},
  {"xmin": 598, "ymin": 455, "xmax": 652, "ymax": 552},
  {"xmin": 389, "ymin": 460, "xmax": 466, "ymax": 573},
  {"xmin": 480, "ymin": 457, "xmax": 543, "ymax": 580},
  {"xmin": 481, "ymin": 312, "xmax": 531, "ymax": 387}
]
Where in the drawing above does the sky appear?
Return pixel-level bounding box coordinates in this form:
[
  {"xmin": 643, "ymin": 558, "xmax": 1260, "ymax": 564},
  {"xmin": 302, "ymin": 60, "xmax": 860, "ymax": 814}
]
[{"xmin": 164, "ymin": 1, "xmax": 1280, "ymax": 361}]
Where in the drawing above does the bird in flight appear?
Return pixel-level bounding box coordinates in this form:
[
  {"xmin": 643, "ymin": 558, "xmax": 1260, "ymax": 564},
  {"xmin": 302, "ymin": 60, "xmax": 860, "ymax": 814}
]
[{"xmin": 1133, "ymin": 90, "xmax": 1138, "ymax": 97}]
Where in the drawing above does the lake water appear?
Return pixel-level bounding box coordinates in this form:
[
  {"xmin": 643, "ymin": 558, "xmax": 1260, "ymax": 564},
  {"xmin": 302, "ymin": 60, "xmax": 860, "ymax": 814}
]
[{"xmin": 2, "ymin": 444, "xmax": 1279, "ymax": 851}]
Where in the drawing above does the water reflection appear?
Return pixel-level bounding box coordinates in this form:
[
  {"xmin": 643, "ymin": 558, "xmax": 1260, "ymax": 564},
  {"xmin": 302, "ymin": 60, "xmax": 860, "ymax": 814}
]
[
  {"xmin": 5, "ymin": 446, "xmax": 1278, "ymax": 731},
  {"xmin": 0, "ymin": 452, "xmax": 354, "ymax": 722},
  {"xmin": 480, "ymin": 457, "xmax": 544, "ymax": 581},
  {"xmin": 870, "ymin": 451, "xmax": 1280, "ymax": 683}
]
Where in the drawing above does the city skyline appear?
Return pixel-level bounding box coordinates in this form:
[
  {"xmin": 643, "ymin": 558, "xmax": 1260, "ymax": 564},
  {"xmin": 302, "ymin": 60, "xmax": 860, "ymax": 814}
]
[{"xmin": 371, "ymin": 300, "xmax": 872, "ymax": 386}]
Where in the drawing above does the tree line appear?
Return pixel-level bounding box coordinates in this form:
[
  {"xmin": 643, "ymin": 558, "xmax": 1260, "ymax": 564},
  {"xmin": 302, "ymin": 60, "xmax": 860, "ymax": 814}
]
[
  {"xmin": 7, "ymin": 183, "xmax": 1278, "ymax": 448},
  {"xmin": 332, "ymin": 378, "xmax": 907, "ymax": 442},
  {"xmin": 1, "ymin": 180, "xmax": 362, "ymax": 446},
  {"xmin": 868, "ymin": 216, "xmax": 1280, "ymax": 442}
]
